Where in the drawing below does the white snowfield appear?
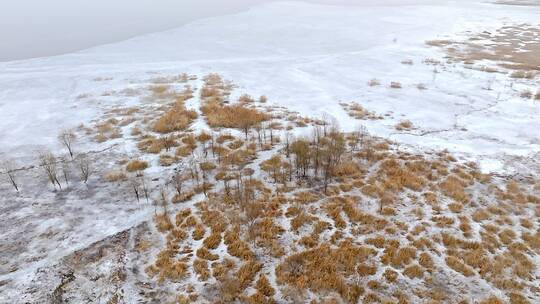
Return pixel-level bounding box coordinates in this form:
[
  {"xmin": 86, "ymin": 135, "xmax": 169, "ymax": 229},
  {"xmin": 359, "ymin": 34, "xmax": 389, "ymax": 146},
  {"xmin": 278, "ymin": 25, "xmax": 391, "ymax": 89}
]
[
  {"xmin": 0, "ymin": 0, "xmax": 538, "ymax": 302},
  {"xmin": 0, "ymin": 0, "xmax": 539, "ymax": 170}
]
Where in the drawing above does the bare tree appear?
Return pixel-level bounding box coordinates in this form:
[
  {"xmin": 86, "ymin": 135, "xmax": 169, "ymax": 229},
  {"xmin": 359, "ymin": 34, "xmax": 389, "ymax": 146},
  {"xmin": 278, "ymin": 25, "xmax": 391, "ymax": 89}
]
[
  {"xmin": 357, "ymin": 125, "xmax": 369, "ymax": 150},
  {"xmin": 78, "ymin": 155, "xmax": 91, "ymax": 184},
  {"xmin": 39, "ymin": 152, "xmax": 62, "ymax": 189},
  {"xmin": 321, "ymin": 129, "xmax": 346, "ymax": 194},
  {"xmin": 59, "ymin": 129, "xmax": 77, "ymax": 159},
  {"xmin": 260, "ymin": 155, "xmax": 282, "ymax": 184},
  {"xmin": 199, "ymin": 161, "xmax": 216, "ymax": 197},
  {"xmin": 244, "ymin": 201, "xmax": 263, "ymax": 230},
  {"xmin": 129, "ymin": 176, "xmax": 141, "ymax": 202},
  {"xmin": 161, "ymin": 135, "xmax": 175, "ymax": 152},
  {"xmin": 215, "ymin": 170, "xmax": 233, "ymax": 195},
  {"xmin": 2, "ymin": 160, "xmax": 19, "ymax": 192},
  {"xmin": 349, "ymin": 125, "xmax": 364, "ymax": 152},
  {"xmin": 197, "ymin": 132, "xmax": 212, "ymax": 158},
  {"xmin": 284, "ymin": 132, "xmax": 292, "ymax": 158},
  {"xmin": 235, "ymin": 105, "xmax": 266, "ymax": 140},
  {"xmin": 159, "ymin": 187, "xmax": 169, "ymax": 215},
  {"xmin": 290, "ymin": 139, "xmax": 310, "ymax": 178},
  {"xmin": 171, "ymin": 168, "xmax": 189, "ymax": 197},
  {"xmin": 61, "ymin": 162, "xmax": 70, "ymax": 186},
  {"xmin": 255, "ymin": 124, "xmax": 263, "ymax": 146},
  {"xmin": 140, "ymin": 175, "xmax": 150, "ymax": 203},
  {"xmin": 188, "ymin": 157, "xmax": 200, "ymax": 187}
]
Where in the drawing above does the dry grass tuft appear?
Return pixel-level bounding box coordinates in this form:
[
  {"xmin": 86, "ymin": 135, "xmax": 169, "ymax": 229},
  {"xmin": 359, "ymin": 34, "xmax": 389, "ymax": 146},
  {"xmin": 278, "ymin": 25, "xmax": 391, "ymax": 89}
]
[
  {"xmin": 383, "ymin": 268, "xmax": 398, "ymax": 282},
  {"xmin": 395, "ymin": 120, "xmax": 413, "ymax": 131},
  {"xmin": 511, "ymin": 70, "xmax": 537, "ymax": 79},
  {"xmin": 445, "ymin": 256, "xmax": 475, "ymax": 277},
  {"xmin": 153, "ymin": 101, "xmax": 197, "ymax": 133},
  {"xmin": 237, "ymin": 260, "xmax": 263, "ymax": 289},
  {"xmin": 357, "ymin": 264, "xmax": 377, "ymax": 277},
  {"xmin": 104, "ymin": 170, "xmax": 127, "ymax": 182},
  {"xmin": 126, "ymin": 160, "xmax": 149, "ymax": 172},
  {"xmin": 479, "ymin": 296, "xmax": 505, "ymax": 304},
  {"xmin": 256, "ymin": 275, "xmax": 275, "ymax": 297},
  {"xmin": 341, "ymin": 102, "xmax": 382, "ymax": 120},
  {"xmin": 193, "ymin": 259, "xmax": 210, "ymax": 281},
  {"xmin": 401, "ymin": 59, "xmax": 414, "ymax": 65},
  {"xmin": 521, "ymin": 89, "xmax": 534, "ymax": 99},
  {"xmin": 203, "ymin": 103, "xmax": 267, "ymax": 136},
  {"xmin": 196, "ymin": 247, "xmax": 219, "ymax": 261},
  {"xmin": 426, "ymin": 40, "xmax": 453, "ymax": 47},
  {"xmin": 154, "ymin": 214, "xmax": 174, "ymax": 232},
  {"xmin": 203, "ymin": 232, "xmax": 222, "ymax": 250},
  {"xmin": 439, "ymin": 175, "xmax": 470, "ymax": 203},
  {"xmin": 418, "ymin": 252, "xmax": 434, "ymax": 270},
  {"xmin": 403, "ymin": 264, "xmax": 424, "ymax": 279},
  {"xmin": 276, "ymin": 242, "xmax": 375, "ymax": 302}
]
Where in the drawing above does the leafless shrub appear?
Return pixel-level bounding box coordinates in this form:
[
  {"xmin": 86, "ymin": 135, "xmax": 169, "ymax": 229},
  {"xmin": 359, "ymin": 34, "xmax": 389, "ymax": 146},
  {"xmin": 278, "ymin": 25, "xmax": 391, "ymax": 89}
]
[
  {"xmin": 417, "ymin": 83, "xmax": 427, "ymax": 90},
  {"xmin": 368, "ymin": 79, "xmax": 380, "ymax": 87},
  {"xmin": 78, "ymin": 155, "xmax": 92, "ymax": 184},
  {"xmin": 171, "ymin": 169, "xmax": 189, "ymax": 197},
  {"xmin": 477, "ymin": 65, "xmax": 499, "ymax": 73},
  {"xmin": 510, "ymin": 70, "xmax": 536, "ymax": 79},
  {"xmin": 238, "ymin": 94, "xmax": 254, "ymax": 103},
  {"xmin": 390, "ymin": 82, "xmax": 403, "ymax": 89},
  {"xmin": 423, "ymin": 58, "xmax": 441, "ymax": 65},
  {"xmin": 520, "ymin": 89, "xmax": 533, "ymax": 99},
  {"xmin": 401, "ymin": 59, "xmax": 414, "ymax": 65},
  {"xmin": 140, "ymin": 176, "xmax": 150, "ymax": 203}
]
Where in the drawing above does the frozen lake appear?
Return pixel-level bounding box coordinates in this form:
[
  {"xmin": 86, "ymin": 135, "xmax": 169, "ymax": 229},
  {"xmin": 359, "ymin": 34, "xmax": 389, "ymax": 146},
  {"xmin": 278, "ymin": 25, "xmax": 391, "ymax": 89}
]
[{"xmin": 1, "ymin": 0, "xmax": 458, "ymax": 62}]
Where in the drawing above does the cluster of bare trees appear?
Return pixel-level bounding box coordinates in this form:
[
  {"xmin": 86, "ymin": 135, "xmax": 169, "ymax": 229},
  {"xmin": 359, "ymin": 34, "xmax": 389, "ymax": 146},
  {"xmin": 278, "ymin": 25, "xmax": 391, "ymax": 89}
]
[
  {"xmin": 130, "ymin": 174, "xmax": 150, "ymax": 204},
  {"xmin": 260, "ymin": 124, "xmax": 370, "ymax": 193},
  {"xmin": 0, "ymin": 128, "xmax": 96, "ymax": 193},
  {"xmin": 38, "ymin": 151, "xmax": 93, "ymax": 190}
]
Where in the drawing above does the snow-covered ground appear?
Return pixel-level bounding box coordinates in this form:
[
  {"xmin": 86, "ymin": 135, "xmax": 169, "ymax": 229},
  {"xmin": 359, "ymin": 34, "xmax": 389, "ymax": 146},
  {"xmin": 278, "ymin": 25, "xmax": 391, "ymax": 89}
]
[
  {"xmin": 0, "ymin": 0, "xmax": 539, "ymax": 302},
  {"xmin": 1, "ymin": 1, "xmax": 538, "ymax": 171}
]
